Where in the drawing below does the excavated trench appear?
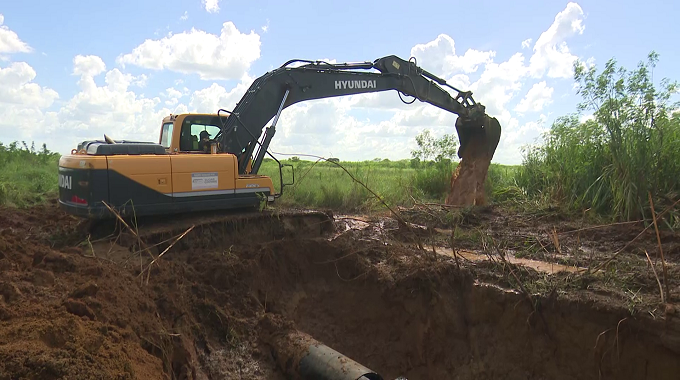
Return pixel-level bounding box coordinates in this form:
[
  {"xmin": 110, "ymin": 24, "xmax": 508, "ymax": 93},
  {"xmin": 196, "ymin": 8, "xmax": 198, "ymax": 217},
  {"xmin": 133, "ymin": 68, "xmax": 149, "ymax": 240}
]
[
  {"xmin": 1, "ymin": 204, "xmax": 679, "ymax": 380},
  {"xmin": 136, "ymin": 217, "xmax": 680, "ymax": 380}
]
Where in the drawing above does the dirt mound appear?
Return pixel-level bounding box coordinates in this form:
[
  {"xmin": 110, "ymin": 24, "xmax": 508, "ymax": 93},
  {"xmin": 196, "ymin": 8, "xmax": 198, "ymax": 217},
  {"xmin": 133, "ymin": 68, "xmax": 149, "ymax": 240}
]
[
  {"xmin": 0, "ymin": 202, "xmax": 283, "ymax": 379},
  {"xmin": 1, "ymin": 201, "xmax": 679, "ymax": 379},
  {"xmin": 0, "ymin": 216, "xmax": 165, "ymax": 378}
]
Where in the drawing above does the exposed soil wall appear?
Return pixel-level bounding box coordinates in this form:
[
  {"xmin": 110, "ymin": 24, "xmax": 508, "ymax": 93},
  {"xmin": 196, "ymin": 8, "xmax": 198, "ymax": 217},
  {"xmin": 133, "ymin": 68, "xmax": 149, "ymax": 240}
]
[{"xmin": 242, "ymin": 238, "xmax": 680, "ymax": 380}]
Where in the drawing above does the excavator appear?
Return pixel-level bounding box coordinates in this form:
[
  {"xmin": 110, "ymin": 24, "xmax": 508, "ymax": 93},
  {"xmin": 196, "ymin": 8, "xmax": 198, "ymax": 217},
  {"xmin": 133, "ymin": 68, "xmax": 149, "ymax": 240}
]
[
  {"xmin": 58, "ymin": 54, "xmax": 500, "ymax": 221},
  {"xmin": 57, "ymin": 54, "xmax": 501, "ymax": 380},
  {"xmin": 58, "ymin": 54, "xmax": 501, "ymax": 249}
]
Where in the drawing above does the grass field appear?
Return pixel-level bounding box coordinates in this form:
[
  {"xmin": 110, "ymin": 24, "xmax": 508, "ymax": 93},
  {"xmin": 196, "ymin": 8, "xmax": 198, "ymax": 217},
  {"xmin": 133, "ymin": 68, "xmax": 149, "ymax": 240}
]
[{"xmin": 258, "ymin": 157, "xmax": 519, "ymax": 211}]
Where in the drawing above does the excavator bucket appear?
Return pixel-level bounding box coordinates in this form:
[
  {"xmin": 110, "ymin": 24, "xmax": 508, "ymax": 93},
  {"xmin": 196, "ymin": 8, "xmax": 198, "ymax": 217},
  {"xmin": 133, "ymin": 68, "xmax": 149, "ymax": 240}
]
[
  {"xmin": 454, "ymin": 115, "xmax": 502, "ymax": 160},
  {"xmin": 446, "ymin": 115, "xmax": 502, "ymax": 207}
]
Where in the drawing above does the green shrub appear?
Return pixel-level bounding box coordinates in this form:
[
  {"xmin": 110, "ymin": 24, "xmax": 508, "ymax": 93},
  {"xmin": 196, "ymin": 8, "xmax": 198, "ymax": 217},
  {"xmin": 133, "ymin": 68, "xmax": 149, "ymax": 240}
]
[
  {"xmin": 0, "ymin": 141, "xmax": 60, "ymax": 207},
  {"xmin": 517, "ymin": 52, "xmax": 680, "ymax": 224},
  {"xmin": 412, "ymin": 160, "xmax": 455, "ymax": 201}
]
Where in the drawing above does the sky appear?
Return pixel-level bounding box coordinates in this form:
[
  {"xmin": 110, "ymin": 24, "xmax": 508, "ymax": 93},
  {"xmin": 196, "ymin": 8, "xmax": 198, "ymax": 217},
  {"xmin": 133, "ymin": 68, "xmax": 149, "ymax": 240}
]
[{"xmin": 1, "ymin": 0, "xmax": 678, "ymax": 165}]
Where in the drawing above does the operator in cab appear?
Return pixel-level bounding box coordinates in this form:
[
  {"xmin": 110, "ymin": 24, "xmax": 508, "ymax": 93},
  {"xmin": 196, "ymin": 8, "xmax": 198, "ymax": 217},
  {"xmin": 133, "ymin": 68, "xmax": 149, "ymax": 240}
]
[{"xmin": 198, "ymin": 130, "xmax": 211, "ymax": 152}]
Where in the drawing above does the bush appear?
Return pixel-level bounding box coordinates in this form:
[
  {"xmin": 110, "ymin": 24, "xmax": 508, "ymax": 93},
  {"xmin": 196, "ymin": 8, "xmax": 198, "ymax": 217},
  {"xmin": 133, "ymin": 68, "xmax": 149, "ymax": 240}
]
[
  {"xmin": 412, "ymin": 160, "xmax": 455, "ymax": 201},
  {"xmin": 0, "ymin": 141, "xmax": 60, "ymax": 207}
]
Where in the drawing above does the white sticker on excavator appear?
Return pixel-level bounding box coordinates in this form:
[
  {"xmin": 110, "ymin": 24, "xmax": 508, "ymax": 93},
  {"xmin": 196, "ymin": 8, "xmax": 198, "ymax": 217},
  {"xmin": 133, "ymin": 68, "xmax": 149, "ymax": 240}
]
[{"xmin": 192, "ymin": 172, "xmax": 218, "ymax": 190}]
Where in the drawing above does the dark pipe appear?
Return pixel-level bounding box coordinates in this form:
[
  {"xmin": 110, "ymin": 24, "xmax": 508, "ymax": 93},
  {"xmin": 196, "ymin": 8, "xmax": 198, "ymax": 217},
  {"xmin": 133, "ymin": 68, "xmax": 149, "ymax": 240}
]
[
  {"xmin": 298, "ymin": 341, "xmax": 383, "ymax": 380},
  {"xmin": 267, "ymin": 328, "xmax": 404, "ymax": 380}
]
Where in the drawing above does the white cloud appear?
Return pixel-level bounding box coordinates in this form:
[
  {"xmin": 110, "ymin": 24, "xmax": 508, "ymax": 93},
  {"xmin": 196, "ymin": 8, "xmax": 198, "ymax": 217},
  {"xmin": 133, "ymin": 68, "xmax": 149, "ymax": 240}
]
[
  {"xmin": 163, "ymin": 87, "xmax": 184, "ymax": 106},
  {"xmin": 410, "ymin": 34, "xmax": 495, "ymax": 76},
  {"xmin": 521, "ymin": 38, "xmax": 533, "ymax": 49},
  {"xmin": 529, "ymin": 2, "xmax": 585, "ymax": 78},
  {"xmin": 0, "ymin": 62, "xmax": 58, "ymax": 108},
  {"xmin": 262, "ymin": 19, "xmax": 270, "ymax": 33},
  {"xmin": 132, "ymin": 74, "xmax": 148, "ymax": 88},
  {"xmin": 55, "ymin": 56, "xmax": 168, "ymax": 141},
  {"xmin": 180, "ymin": 11, "xmax": 188, "ymax": 21},
  {"xmin": 0, "ymin": 56, "xmax": 170, "ymax": 152},
  {"xmin": 269, "ymin": 100, "xmax": 419, "ymax": 160},
  {"xmin": 0, "ymin": 13, "xmax": 32, "ymax": 54},
  {"xmin": 188, "ymin": 74, "xmax": 254, "ymax": 113},
  {"xmin": 514, "ymin": 81, "xmax": 554, "ymax": 113},
  {"xmin": 202, "ymin": 0, "xmax": 220, "ymax": 13},
  {"xmin": 73, "ymin": 55, "xmax": 106, "ymax": 78},
  {"xmin": 504, "ymin": 115, "xmax": 548, "ymax": 146},
  {"xmin": 116, "ymin": 22, "xmax": 261, "ymax": 80},
  {"xmin": 0, "ymin": 62, "xmax": 59, "ymax": 145}
]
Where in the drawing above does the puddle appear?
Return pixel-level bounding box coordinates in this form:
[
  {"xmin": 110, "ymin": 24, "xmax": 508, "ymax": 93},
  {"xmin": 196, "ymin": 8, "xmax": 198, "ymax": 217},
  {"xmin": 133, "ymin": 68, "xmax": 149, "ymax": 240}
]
[
  {"xmin": 332, "ymin": 216, "xmax": 582, "ymax": 275},
  {"xmin": 432, "ymin": 246, "xmax": 583, "ymax": 274}
]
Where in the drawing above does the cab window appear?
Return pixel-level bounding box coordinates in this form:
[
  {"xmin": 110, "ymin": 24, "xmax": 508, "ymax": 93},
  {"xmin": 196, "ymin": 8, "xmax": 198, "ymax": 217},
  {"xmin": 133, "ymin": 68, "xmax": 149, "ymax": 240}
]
[
  {"xmin": 179, "ymin": 117, "xmax": 223, "ymax": 152},
  {"xmin": 160, "ymin": 122, "xmax": 173, "ymax": 148}
]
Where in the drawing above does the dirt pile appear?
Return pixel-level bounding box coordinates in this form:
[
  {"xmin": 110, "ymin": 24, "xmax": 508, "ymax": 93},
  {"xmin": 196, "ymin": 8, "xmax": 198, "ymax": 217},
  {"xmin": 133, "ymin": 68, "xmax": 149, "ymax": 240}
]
[
  {"xmin": 0, "ymin": 200, "xmax": 679, "ymax": 379},
  {"xmin": 445, "ymin": 150, "xmax": 490, "ymax": 206}
]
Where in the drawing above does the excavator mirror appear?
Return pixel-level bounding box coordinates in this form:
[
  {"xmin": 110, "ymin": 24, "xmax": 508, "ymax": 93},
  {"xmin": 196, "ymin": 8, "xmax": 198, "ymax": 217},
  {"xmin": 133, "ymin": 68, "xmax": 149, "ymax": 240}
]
[{"xmin": 104, "ymin": 134, "xmax": 116, "ymax": 144}]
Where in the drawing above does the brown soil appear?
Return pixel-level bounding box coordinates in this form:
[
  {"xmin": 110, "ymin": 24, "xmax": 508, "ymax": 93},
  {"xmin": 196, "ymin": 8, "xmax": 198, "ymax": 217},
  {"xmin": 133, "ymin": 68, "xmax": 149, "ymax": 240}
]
[
  {"xmin": 445, "ymin": 129, "xmax": 493, "ymax": 207},
  {"xmin": 1, "ymin": 200, "xmax": 679, "ymax": 379}
]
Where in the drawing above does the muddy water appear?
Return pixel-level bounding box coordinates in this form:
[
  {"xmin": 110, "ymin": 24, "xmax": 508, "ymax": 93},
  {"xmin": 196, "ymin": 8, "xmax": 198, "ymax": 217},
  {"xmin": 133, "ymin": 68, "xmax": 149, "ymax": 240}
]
[
  {"xmin": 432, "ymin": 246, "xmax": 583, "ymax": 274},
  {"xmin": 334, "ymin": 217, "xmax": 583, "ymax": 274}
]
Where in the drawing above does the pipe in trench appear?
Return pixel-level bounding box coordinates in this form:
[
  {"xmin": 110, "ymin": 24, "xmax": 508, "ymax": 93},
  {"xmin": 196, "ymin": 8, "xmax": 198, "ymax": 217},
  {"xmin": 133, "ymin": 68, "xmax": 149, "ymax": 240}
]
[{"xmin": 268, "ymin": 328, "xmax": 407, "ymax": 380}]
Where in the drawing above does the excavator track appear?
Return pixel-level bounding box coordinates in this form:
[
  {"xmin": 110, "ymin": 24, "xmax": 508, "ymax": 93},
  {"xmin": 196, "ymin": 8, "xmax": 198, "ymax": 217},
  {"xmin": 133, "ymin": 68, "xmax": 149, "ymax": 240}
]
[{"xmin": 85, "ymin": 208, "xmax": 335, "ymax": 253}]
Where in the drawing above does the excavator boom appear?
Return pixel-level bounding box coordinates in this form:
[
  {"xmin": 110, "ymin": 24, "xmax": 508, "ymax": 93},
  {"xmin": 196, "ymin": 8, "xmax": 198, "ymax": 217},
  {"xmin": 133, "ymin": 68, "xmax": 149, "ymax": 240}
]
[{"xmin": 214, "ymin": 55, "xmax": 501, "ymax": 174}]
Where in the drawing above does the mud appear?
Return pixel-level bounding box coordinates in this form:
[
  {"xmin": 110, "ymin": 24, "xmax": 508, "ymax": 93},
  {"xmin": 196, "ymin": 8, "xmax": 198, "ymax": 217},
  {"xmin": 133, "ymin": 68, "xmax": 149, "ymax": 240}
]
[
  {"xmin": 445, "ymin": 129, "xmax": 493, "ymax": 206},
  {"xmin": 1, "ymin": 200, "xmax": 679, "ymax": 379}
]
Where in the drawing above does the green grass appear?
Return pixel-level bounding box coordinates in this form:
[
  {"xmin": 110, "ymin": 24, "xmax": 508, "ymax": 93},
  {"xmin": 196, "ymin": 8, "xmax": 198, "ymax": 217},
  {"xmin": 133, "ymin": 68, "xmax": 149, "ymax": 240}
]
[
  {"xmin": 259, "ymin": 157, "xmax": 519, "ymax": 212},
  {"xmin": 0, "ymin": 141, "xmax": 60, "ymax": 207}
]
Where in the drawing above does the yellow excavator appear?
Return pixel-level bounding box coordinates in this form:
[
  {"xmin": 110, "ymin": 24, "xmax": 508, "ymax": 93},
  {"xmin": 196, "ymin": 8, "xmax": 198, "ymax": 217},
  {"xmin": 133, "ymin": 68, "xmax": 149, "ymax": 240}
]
[{"xmin": 57, "ymin": 55, "xmax": 501, "ymax": 222}]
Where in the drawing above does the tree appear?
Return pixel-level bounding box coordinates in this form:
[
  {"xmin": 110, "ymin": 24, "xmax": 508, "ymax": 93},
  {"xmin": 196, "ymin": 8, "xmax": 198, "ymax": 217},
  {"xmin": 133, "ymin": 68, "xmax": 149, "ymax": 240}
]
[{"xmin": 410, "ymin": 129, "xmax": 458, "ymax": 162}]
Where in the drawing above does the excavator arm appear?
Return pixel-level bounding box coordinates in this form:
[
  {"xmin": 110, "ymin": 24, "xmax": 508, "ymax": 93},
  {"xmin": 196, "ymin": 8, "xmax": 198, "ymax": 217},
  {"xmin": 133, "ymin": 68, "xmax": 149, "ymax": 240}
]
[{"xmin": 214, "ymin": 55, "xmax": 501, "ymax": 174}]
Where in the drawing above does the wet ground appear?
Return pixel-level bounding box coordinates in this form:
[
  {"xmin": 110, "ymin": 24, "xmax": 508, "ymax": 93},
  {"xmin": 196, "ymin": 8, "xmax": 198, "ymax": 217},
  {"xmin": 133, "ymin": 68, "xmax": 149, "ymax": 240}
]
[{"xmin": 0, "ymin": 199, "xmax": 678, "ymax": 379}]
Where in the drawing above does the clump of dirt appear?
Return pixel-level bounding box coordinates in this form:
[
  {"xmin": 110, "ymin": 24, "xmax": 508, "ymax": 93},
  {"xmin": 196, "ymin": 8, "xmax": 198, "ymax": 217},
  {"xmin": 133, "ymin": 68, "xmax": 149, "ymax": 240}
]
[
  {"xmin": 1, "ymin": 200, "xmax": 679, "ymax": 380},
  {"xmin": 445, "ymin": 117, "xmax": 499, "ymax": 206}
]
